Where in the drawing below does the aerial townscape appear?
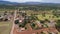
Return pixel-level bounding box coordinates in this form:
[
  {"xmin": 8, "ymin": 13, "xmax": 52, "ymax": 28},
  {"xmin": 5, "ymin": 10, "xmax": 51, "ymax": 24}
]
[{"xmin": 0, "ymin": 0, "xmax": 60, "ymax": 34}]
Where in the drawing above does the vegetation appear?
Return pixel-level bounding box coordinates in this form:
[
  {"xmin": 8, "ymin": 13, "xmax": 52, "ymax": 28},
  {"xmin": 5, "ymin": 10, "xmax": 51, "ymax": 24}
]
[
  {"xmin": 0, "ymin": 5, "xmax": 60, "ymax": 34},
  {"xmin": 30, "ymin": 23, "xmax": 39, "ymax": 30},
  {"xmin": 40, "ymin": 32, "xmax": 46, "ymax": 34},
  {"xmin": 56, "ymin": 20, "xmax": 60, "ymax": 32},
  {"xmin": 14, "ymin": 20, "xmax": 19, "ymax": 24},
  {"xmin": 0, "ymin": 21, "xmax": 12, "ymax": 34},
  {"xmin": 48, "ymin": 32, "xmax": 52, "ymax": 34}
]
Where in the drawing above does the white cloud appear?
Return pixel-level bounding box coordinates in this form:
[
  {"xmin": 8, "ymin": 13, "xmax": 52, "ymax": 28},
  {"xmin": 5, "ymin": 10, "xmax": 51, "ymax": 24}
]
[{"xmin": 4, "ymin": 0, "xmax": 42, "ymax": 3}]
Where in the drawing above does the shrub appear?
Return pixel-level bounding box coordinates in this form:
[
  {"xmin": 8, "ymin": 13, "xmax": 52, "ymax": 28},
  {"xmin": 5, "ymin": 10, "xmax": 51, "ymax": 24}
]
[{"xmin": 14, "ymin": 20, "xmax": 19, "ymax": 24}]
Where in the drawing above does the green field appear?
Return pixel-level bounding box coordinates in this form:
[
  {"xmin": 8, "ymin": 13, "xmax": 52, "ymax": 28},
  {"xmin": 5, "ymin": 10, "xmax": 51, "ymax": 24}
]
[{"xmin": 0, "ymin": 21, "xmax": 12, "ymax": 34}]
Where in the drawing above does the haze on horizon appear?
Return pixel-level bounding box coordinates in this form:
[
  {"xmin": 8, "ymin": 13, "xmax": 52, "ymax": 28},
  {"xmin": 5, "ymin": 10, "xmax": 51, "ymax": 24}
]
[{"xmin": 1, "ymin": 0, "xmax": 60, "ymax": 3}]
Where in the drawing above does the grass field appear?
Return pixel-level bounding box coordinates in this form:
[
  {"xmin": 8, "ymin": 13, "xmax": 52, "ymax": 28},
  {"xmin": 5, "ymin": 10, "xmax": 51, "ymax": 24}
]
[{"xmin": 0, "ymin": 21, "xmax": 12, "ymax": 34}]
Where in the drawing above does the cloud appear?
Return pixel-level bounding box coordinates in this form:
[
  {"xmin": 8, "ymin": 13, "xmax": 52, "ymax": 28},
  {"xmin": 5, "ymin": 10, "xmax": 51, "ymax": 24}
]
[
  {"xmin": 41, "ymin": 0, "xmax": 60, "ymax": 3},
  {"xmin": 4, "ymin": 0, "xmax": 42, "ymax": 3},
  {"xmin": 2, "ymin": 0, "xmax": 60, "ymax": 3}
]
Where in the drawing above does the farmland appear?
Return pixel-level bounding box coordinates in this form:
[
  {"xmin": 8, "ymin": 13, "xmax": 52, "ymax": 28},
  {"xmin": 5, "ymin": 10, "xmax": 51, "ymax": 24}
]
[
  {"xmin": 0, "ymin": 11, "xmax": 13, "ymax": 34},
  {"xmin": 0, "ymin": 21, "xmax": 12, "ymax": 34}
]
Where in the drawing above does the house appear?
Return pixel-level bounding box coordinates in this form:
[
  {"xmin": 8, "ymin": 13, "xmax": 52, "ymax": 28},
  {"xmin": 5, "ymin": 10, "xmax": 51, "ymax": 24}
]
[
  {"xmin": 44, "ymin": 19, "xmax": 56, "ymax": 28},
  {"xmin": 18, "ymin": 27, "xmax": 25, "ymax": 32},
  {"xmin": 35, "ymin": 20, "xmax": 42, "ymax": 28}
]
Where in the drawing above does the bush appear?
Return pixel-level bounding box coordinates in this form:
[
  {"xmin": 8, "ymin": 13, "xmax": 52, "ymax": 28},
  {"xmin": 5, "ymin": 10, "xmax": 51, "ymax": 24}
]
[
  {"xmin": 31, "ymin": 23, "xmax": 35, "ymax": 27},
  {"xmin": 14, "ymin": 20, "xmax": 19, "ymax": 24},
  {"xmin": 48, "ymin": 32, "xmax": 52, "ymax": 34},
  {"xmin": 56, "ymin": 20, "xmax": 60, "ymax": 28},
  {"xmin": 19, "ymin": 24, "xmax": 25, "ymax": 27},
  {"xmin": 40, "ymin": 32, "xmax": 46, "ymax": 34},
  {"xmin": 55, "ymin": 20, "xmax": 60, "ymax": 32},
  {"xmin": 45, "ymin": 19, "xmax": 50, "ymax": 22},
  {"xmin": 40, "ymin": 20, "xmax": 45, "ymax": 24}
]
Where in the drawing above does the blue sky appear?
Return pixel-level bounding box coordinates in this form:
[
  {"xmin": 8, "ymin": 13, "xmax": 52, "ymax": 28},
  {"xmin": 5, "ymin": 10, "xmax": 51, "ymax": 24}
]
[{"xmin": 1, "ymin": 0, "xmax": 60, "ymax": 3}]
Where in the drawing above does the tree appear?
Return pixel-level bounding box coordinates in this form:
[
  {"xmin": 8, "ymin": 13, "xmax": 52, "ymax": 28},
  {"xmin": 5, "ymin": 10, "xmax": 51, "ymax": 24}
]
[
  {"xmin": 56, "ymin": 20, "xmax": 60, "ymax": 28},
  {"xmin": 45, "ymin": 19, "xmax": 50, "ymax": 22},
  {"xmin": 48, "ymin": 32, "xmax": 52, "ymax": 34},
  {"xmin": 4, "ymin": 11, "xmax": 7, "ymax": 15},
  {"xmin": 40, "ymin": 20, "xmax": 45, "ymax": 24},
  {"xmin": 30, "ymin": 15, "xmax": 39, "ymax": 20},
  {"xmin": 55, "ymin": 20, "xmax": 60, "ymax": 32},
  {"xmin": 14, "ymin": 20, "xmax": 19, "ymax": 24},
  {"xmin": 40, "ymin": 32, "xmax": 46, "ymax": 34}
]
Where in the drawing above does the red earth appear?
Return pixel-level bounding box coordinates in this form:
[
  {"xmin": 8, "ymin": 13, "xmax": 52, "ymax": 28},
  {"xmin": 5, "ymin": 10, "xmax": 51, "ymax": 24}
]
[{"xmin": 13, "ymin": 26, "xmax": 58, "ymax": 34}]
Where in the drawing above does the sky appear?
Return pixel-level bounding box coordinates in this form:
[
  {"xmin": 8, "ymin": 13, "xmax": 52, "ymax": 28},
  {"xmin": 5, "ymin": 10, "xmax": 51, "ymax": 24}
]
[{"xmin": 1, "ymin": 0, "xmax": 60, "ymax": 3}]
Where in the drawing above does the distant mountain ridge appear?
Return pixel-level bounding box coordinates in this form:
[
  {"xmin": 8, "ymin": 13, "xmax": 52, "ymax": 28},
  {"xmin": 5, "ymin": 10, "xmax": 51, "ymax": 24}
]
[
  {"xmin": 0, "ymin": 1, "xmax": 20, "ymax": 5},
  {"xmin": 0, "ymin": 1, "xmax": 60, "ymax": 7}
]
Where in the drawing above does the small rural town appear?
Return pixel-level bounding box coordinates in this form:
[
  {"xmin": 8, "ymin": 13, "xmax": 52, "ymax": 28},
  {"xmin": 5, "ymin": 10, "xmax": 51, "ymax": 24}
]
[{"xmin": 0, "ymin": 0, "xmax": 60, "ymax": 34}]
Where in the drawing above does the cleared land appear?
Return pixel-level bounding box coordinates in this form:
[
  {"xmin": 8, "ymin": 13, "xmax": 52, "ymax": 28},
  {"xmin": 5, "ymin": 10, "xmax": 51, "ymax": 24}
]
[{"xmin": 0, "ymin": 21, "xmax": 12, "ymax": 34}]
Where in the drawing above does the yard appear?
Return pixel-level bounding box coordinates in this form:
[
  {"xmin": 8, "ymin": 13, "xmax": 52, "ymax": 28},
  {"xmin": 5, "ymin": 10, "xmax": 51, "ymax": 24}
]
[{"xmin": 0, "ymin": 21, "xmax": 12, "ymax": 34}]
